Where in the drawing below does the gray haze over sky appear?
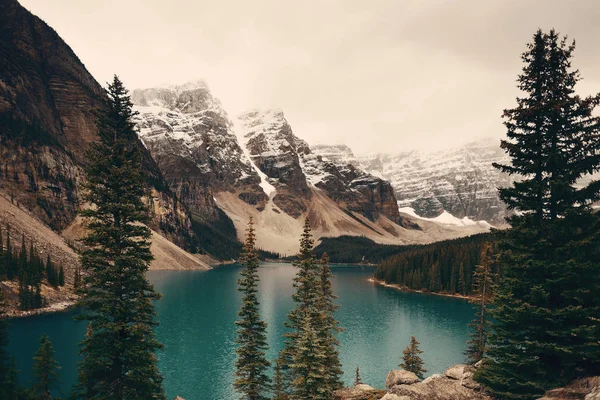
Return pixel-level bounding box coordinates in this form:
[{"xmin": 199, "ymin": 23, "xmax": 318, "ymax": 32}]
[{"xmin": 19, "ymin": 0, "xmax": 600, "ymax": 154}]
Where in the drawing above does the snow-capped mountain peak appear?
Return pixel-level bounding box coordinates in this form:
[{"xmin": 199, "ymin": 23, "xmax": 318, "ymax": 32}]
[
  {"xmin": 130, "ymin": 80, "xmax": 492, "ymax": 254},
  {"xmin": 131, "ymin": 83, "xmax": 261, "ymax": 193},
  {"xmin": 238, "ymin": 109, "xmax": 310, "ymax": 157},
  {"xmin": 312, "ymin": 139, "xmax": 511, "ymax": 224}
]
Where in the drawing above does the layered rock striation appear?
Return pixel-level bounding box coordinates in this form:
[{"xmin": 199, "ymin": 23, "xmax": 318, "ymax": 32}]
[{"xmin": 0, "ymin": 0, "xmax": 193, "ymax": 247}]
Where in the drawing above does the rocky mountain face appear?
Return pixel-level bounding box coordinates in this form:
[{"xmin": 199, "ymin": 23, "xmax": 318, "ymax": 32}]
[
  {"xmin": 302, "ymin": 149, "xmax": 416, "ymax": 229},
  {"xmin": 132, "ymin": 83, "xmax": 266, "ymax": 225},
  {"xmin": 237, "ymin": 109, "xmax": 310, "ymax": 218},
  {"xmin": 133, "ymin": 87, "xmax": 430, "ymax": 254},
  {"xmin": 313, "ymin": 139, "xmax": 512, "ymax": 225},
  {"xmin": 237, "ymin": 109, "xmax": 409, "ymax": 226},
  {"xmin": 0, "ymin": 0, "xmax": 193, "ymax": 248}
]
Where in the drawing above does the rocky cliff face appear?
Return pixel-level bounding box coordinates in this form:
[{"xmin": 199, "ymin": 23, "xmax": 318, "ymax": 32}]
[
  {"xmin": 133, "ymin": 82, "xmax": 266, "ymax": 226},
  {"xmin": 237, "ymin": 109, "xmax": 410, "ymax": 226},
  {"xmin": 0, "ymin": 0, "xmax": 192, "ymax": 247},
  {"xmin": 0, "ymin": 0, "xmax": 100, "ymax": 229},
  {"xmin": 313, "ymin": 139, "xmax": 512, "ymax": 225},
  {"xmin": 237, "ymin": 109, "xmax": 310, "ymax": 218}
]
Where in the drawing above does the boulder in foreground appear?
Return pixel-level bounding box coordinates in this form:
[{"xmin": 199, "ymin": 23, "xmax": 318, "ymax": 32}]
[{"xmin": 386, "ymin": 370, "xmax": 420, "ymax": 388}]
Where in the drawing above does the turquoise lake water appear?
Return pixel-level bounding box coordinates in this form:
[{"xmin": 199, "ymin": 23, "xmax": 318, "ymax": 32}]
[{"xmin": 7, "ymin": 263, "xmax": 475, "ymax": 399}]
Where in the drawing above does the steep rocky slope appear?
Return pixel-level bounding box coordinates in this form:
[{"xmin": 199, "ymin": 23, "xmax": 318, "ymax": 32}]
[
  {"xmin": 0, "ymin": 193, "xmax": 79, "ymax": 284},
  {"xmin": 0, "ymin": 0, "xmax": 193, "ymax": 247},
  {"xmin": 313, "ymin": 139, "xmax": 512, "ymax": 225},
  {"xmin": 132, "ymin": 82, "xmax": 266, "ymax": 221},
  {"xmin": 61, "ymin": 215, "xmax": 210, "ymax": 271},
  {"xmin": 237, "ymin": 109, "xmax": 411, "ymax": 227},
  {"xmin": 132, "ymin": 82, "xmax": 267, "ymax": 257}
]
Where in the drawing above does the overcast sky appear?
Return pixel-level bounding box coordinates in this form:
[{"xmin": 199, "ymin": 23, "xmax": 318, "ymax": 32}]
[{"xmin": 19, "ymin": 0, "xmax": 600, "ymax": 154}]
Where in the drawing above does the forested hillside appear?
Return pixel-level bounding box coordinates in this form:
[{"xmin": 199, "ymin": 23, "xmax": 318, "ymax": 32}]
[
  {"xmin": 374, "ymin": 233, "xmax": 496, "ymax": 296},
  {"xmin": 312, "ymin": 236, "xmax": 414, "ymax": 264}
]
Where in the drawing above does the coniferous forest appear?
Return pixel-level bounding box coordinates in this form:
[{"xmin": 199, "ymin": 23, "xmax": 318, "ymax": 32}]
[
  {"xmin": 313, "ymin": 236, "xmax": 416, "ymax": 264},
  {"xmin": 0, "ymin": 227, "xmax": 67, "ymax": 311},
  {"xmin": 374, "ymin": 233, "xmax": 495, "ymax": 296}
]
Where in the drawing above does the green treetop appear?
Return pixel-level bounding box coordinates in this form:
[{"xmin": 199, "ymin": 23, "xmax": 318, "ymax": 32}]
[{"xmin": 234, "ymin": 218, "xmax": 271, "ymax": 400}]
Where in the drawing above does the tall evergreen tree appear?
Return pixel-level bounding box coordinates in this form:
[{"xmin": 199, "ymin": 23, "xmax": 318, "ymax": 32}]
[
  {"xmin": 28, "ymin": 242, "xmax": 35, "ymax": 276},
  {"xmin": 0, "ymin": 226, "xmax": 4, "ymax": 278},
  {"xmin": 17, "ymin": 239, "xmax": 42, "ymax": 310},
  {"xmin": 58, "ymin": 265, "xmax": 64, "ymax": 287},
  {"xmin": 428, "ymin": 263, "xmax": 441, "ymax": 292},
  {"xmin": 73, "ymin": 265, "xmax": 82, "ymax": 291},
  {"xmin": 449, "ymin": 262, "xmax": 458, "ymax": 293},
  {"xmin": 234, "ymin": 218, "xmax": 271, "ymax": 400},
  {"xmin": 5, "ymin": 229, "xmax": 14, "ymax": 280},
  {"xmin": 315, "ymin": 253, "xmax": 343, "ymax": 394},
  {"xmin": 400, "ymin": 336, "xmax": 426, "ymax": 380},
  {"xmin": 477, "ymin": 29, "xmax": 600, "ymax": 400},
  {"xmin": 45, "ymin": 255, "xmax": 56, "ymax": 287},
  {"xmin": 31, "ymin": 335, "xmax": 60, "ymax": 400},
  {"xmin": 281, "ymin": 219, "xmax": 335, "ymax": 400},
  {"xmin": 279, "ymin": 219, "xmax": 320, "ymax": 393},
  {"xmin": 18, "ymin": 235, "xmax": 26, "ymax": 275},
  {"xmin": 465, "ymin": 242, "xmax": 495, "ymax": 364},
  {"xmin": 74, "ymin": 76, "xmax": 165, "ymax": 400},
  {"xmin": 5, "ymin": 356, "xmax": 19, "ymax": 400}
]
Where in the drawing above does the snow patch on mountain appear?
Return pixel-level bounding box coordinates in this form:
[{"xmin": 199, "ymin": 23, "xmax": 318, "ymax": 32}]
[
  {"xmin": 399, "ymin": 206, "xmax": 492, "ymax": 228},
  {"xmin": 297, "ymin": 154, "xmax": 331, "ymax": 187},
  {"xmin": 233, "ymin": 120, "xmax": 276, "ymax": 197}
]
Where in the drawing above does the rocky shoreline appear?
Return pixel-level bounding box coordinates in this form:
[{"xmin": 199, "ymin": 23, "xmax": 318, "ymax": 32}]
[
  {"xmin": 368, "ymin": 277, "xmax": 476, "ymax": 301},
  {"xmin": 1, "ymin": 280, "xmax": 79, "ymax": 319},
  {"xmin": 6, "ymin": 299, "xmax": 77, "ymax": 319},
  {"xmin": 335, "ymin": 364, "xmax": 488, "ymax": 400},
  {"xmin": 334, "ymin": 364, "xmax": 600, "ymax": 400}
]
